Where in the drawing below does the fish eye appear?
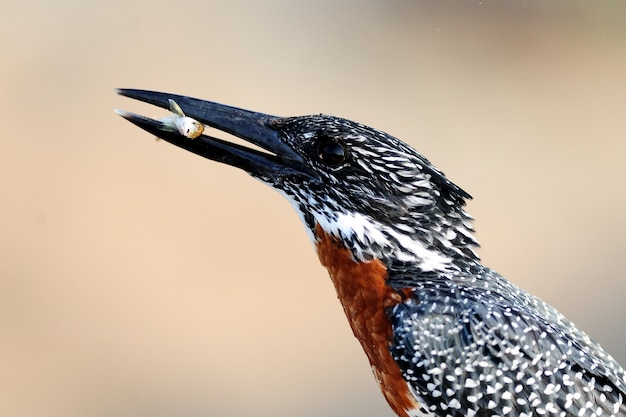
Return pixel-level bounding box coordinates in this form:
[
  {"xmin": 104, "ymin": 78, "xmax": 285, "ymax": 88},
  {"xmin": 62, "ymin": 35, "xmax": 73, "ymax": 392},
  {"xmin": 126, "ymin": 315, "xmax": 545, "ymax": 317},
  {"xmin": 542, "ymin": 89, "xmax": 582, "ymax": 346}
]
[{"xmin": 317, "ymin": 136, "xmax": 347, "ymax": 167}]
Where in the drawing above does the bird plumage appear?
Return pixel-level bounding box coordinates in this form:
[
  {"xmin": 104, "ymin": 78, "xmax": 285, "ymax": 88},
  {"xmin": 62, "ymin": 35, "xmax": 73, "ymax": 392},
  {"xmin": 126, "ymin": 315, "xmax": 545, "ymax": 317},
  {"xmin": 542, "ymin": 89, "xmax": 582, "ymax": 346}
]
[
  {"xmin": 269, "ymin": 114, "xmax": 626, "ymax": 417},
  {"xmin": 389, "ymin": 265, "xmax": 626, "ymax": 416},
  {"xmin": 116, "ymin": 90, "xmax": 626, "ymax": 417},
  {"xmin": 266, "ymin": 115, "xmax": 478, "ymax": 270}
]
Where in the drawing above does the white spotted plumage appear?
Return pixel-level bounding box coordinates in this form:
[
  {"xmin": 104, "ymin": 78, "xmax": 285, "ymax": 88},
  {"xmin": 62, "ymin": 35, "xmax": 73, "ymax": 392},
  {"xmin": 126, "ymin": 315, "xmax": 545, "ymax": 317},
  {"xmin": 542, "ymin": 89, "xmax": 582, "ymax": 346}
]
[
  {"xmin": 389, "ymin": 268, "xmax": 626, "ymax": 416},
  {"xmin": 116, "ymin": 90, "xmax": 626, "ymax": 417},
  {"xmin": 253, "ymin": 114, "xmax": 626, "ymax": 417}
]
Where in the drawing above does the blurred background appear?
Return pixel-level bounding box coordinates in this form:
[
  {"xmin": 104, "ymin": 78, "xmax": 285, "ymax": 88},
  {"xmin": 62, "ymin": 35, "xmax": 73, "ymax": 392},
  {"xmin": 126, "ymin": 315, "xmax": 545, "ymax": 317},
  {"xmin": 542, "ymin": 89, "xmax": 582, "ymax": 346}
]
[{"xmin": 1, "ymin": 1, "xmax": 625, "ymax": 416}]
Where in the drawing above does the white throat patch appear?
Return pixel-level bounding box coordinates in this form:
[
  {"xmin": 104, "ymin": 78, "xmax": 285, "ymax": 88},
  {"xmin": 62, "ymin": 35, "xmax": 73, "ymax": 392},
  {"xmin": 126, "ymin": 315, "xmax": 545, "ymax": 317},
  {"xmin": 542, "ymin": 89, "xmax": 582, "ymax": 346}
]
[{"xmin": 313, "ymin": 210, "xmax": 454, "ymax": 271}]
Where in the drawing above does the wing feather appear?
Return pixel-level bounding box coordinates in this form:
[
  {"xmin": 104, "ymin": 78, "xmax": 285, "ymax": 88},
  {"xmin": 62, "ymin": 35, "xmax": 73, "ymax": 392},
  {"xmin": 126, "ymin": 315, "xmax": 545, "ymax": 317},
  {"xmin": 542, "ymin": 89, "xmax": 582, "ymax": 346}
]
[{"xmin": 388, "ymin": 268, "xmax": 626, "ymax": 416}]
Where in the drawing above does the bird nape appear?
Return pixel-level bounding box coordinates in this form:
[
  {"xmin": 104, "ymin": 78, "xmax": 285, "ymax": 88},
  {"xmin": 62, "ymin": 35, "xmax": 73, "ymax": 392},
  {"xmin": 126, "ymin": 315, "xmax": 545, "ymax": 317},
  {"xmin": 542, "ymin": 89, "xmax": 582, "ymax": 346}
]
[{"xmin": 116, "ymin": 89, "xmax": 626, "ymax": 417}]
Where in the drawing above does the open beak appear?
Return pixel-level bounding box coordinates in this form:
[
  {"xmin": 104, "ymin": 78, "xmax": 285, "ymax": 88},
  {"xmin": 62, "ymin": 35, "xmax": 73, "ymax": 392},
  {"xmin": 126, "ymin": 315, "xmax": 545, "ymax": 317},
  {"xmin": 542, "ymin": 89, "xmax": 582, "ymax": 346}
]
[{"xmin": 115, "ymin": 89, "xmax": 317, "ymax": 181}]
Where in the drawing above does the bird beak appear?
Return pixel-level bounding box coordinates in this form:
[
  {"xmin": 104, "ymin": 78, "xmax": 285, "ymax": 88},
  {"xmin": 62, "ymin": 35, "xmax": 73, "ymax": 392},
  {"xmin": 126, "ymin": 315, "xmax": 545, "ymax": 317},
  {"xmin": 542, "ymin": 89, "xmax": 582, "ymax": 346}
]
[{"xmin": 115, "ymin": 89, "xmax": 317, "ymax": 181}]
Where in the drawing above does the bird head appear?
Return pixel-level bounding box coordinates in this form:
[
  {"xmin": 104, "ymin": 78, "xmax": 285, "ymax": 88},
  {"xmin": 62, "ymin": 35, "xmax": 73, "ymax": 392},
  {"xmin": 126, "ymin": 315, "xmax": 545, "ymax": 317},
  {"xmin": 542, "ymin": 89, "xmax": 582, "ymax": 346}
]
[{"xmin": 116, "ymin": 90, "xmax": 479, "ymax": 273}]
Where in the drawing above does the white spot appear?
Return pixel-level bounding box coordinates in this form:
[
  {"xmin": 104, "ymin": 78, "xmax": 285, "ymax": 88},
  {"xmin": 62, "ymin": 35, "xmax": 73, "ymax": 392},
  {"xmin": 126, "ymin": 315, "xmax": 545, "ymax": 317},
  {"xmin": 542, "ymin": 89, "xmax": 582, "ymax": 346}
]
[{"xmin": 464, "ymin": 378, "xmax": 479, "ymax": 388}]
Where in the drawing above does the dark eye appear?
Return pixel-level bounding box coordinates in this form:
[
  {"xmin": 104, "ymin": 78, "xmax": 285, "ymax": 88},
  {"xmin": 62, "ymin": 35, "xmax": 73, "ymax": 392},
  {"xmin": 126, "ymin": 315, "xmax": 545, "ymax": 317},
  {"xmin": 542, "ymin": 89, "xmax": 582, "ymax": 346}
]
[{"xmin": 317, "ymin": 137, "xmax": 347, "ymax": 166}]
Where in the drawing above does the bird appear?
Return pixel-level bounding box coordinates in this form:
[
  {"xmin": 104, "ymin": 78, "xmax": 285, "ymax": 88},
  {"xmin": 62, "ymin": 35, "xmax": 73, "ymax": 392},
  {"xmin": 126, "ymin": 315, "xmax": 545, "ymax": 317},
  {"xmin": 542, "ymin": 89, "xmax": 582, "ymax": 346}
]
[{"xmin": 116, "ymin": 89, "xmax": 626, "ymax": 417}]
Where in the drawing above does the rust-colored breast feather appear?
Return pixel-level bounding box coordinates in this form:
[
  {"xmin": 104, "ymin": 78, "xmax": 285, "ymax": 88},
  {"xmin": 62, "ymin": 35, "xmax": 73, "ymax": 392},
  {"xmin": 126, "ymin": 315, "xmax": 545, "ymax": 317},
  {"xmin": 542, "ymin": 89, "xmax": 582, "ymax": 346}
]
[{"xmin": 315, "ymin": 225, "xmax": 421, "ymax": 417}]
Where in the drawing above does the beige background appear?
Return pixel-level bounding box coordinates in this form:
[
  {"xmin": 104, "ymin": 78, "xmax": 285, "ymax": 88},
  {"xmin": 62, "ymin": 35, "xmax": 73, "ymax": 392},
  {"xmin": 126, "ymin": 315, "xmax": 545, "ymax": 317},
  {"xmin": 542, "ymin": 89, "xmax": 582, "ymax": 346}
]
[{"xmin": 2, "ymin": 1, "xmax": 626, "ymax": 416}]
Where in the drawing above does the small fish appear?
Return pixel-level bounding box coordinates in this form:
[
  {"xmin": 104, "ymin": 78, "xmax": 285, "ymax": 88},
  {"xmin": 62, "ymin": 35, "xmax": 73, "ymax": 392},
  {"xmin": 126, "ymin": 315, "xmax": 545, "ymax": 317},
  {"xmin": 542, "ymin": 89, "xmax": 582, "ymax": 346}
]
[{"xmin": 160, "ymin": 99, "xmax": 205, "ymax": 139}]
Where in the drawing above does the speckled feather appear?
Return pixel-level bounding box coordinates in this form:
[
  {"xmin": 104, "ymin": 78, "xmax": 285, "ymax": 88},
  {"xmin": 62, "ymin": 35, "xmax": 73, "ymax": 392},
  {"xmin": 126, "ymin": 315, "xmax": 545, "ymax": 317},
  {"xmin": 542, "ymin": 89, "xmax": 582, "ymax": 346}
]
[
  {"xmin": 264, "ymin": 115, "xmax": 626, "ymax": 417},
  {"xmin": 118, "ymin": 96, "xmax": 626, "ymax": 417},
  {"xmin": 388, "ymin": 265, "xmax": 626, "ymax": 417}
]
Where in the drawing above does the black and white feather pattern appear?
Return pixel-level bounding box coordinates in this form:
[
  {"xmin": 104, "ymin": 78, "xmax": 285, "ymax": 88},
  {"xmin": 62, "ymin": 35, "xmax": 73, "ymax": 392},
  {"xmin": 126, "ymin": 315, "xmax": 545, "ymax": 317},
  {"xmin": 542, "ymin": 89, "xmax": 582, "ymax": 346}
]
[
  {"xmin": 117, "ymin": 91, "xmax": 626, "ymax": 417},
  {"xmin": 389, "ymin": 265, "xmax": 626, "ymax": 417},
  {"xmin": 259, "ymin": 114, "xmax": 626, "ymax": 417}
]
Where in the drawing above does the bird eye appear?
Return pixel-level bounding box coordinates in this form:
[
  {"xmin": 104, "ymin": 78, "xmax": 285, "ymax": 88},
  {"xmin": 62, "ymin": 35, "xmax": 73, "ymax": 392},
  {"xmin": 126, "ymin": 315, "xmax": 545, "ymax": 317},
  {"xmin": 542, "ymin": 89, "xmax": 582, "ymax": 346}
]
[{"xmin": 317, "ymin": 137, "xmax": 347, "ymax": 167}]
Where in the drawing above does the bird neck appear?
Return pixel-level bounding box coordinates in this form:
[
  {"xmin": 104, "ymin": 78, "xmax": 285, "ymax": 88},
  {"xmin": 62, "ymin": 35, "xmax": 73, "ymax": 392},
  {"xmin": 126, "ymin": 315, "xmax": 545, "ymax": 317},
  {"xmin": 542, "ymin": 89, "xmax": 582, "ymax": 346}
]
[
  {"xmin": 310, "ymin": 209, "xmax": 478, "ymax": 275},
  {"xmin": 314, "ymin": 224, "xmax": 424, "ymax": 417}
]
